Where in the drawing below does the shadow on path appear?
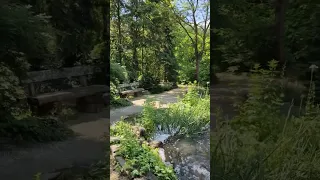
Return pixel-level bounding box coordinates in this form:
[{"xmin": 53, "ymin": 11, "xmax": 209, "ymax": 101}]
[{"xmin": 0, "ymin": 109, "xmax": 109, "ymax": 180}]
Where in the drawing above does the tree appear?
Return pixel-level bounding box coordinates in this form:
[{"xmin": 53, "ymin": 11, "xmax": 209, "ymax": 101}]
[
  {"xmin": 171, "ymin": 0, "xmax": 210, "ymax": 82},
  {"xmin": 274, "ymin": 0, "xmax": 288, "ymax": 68}
]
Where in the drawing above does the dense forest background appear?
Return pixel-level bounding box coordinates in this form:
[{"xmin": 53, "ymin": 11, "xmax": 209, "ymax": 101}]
[
  {"xmin": 212, "ymin": 0, "xmax": 319, "ymax": 81},
  {"xmin": 110, "ymin": 0, "xmax": 210, "ymax": 87}
]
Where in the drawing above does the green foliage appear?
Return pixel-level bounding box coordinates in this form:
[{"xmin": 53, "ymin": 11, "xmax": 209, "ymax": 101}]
[
  {"xmin": 231, "ymin": 60, "xmax": 285, "ymax": 141},
  {"xmin": 110, "ymin": 65, "xmax": 132, "ymax": 108},
  {"xmin": 0, "ymin": 0, "xmax": 107, "ymax": 146},
  {"xmin": 139, "ymin": 83, "xmax": 210, "ymax": 137},
  {"xmin": 159, "ymin": 82, "xmax": 175, "ymax": 91},
  {"xmin": 0, "ymin": 64, "xmax": 26, "ymax": 118},
  {"xmin": 0, "ymin": 3, "xmax": 56, "ymax": 71},
  {"xmin": 138, "ymin": 73, "xmax": 160, "ymax": 91},
  {"xmin": 175, "ymin": 27, "xmax": 210, "ymax": 86},
  {"xmin": 50, "ymin": 103, "xmax": 77, "ymax": 122},
  {"xmin": 111, "ymin": 121, "xmax": 177, "ymax": 179},
  {"xmin": 213, "ymin": 0, "xmax": 320, "ymax": 80},
  {"xmin": 110, "ymin": 62, "xmax": 129, "ymax": 85},
  {"xmin": 0, "ymin": 116, "xmax": 73, "ymax": 143},
  {"xmin": 211, "ymin": 61, "xmax": 320, "ymax": 180}
]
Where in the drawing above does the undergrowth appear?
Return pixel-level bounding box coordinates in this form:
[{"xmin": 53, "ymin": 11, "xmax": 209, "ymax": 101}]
[
  {"xmin": 139, "ymin": 83, "xmax": 210, "ymax": 137},
  {"xmin": 111, "ymin": 97, "xmax": 133, "ymax": 108},
  {"xmin": 211, "ymin": 60, "xmax": 320, "ymax": 180},
  {"xmin": 111, "ymin": 121, "xmax": 177, "ymax": 179},
  {"xmin": 0, "ymin": 116, "xmax": 73, "ymax": 143}
]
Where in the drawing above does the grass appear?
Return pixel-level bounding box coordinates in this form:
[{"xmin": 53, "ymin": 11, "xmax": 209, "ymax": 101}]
[
  {"xmin": 211, "ymin": 61, "xmax": 320, "ymax": 180},
  {"xmin": 139, "ymin": 83, "xmax": 210, "ymax": 138}
]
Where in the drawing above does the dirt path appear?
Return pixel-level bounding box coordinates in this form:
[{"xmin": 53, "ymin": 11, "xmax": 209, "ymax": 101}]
[
  {"xmin": 110, "ymin": 87, "xmax": 187, "ymax": 124},
  {"xmin": 0, "ymin": 88, "xmax": 186, "ymax": 180}
]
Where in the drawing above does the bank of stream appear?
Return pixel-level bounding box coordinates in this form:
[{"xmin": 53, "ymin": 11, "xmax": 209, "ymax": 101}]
[
  {"xmin": 120, "ymin": 114, "xmax": 210, "ymax": 180},
  {"xmin": 153, "ymin": 131, "xmax": 210, "ymax": 180}
]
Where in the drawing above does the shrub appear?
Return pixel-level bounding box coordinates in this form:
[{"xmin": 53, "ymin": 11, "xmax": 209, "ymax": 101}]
[
  {"xmin": 0, "ymin": 64, "xmax": 26, "ymax": 119},
  {"xmin": 0, "ymin": 116, "xmax": 73, "ymax": 143},
  {"xmin": 50, "ymin": 103, "xmax": 76, "ymax": 121},
  {"xmin": 138, "ymin": 73, "xmax": 160, "ymax": 91},
  {"xmin": 159, "ymin": 82, "xmax": 174, "ymax": 91},
  {"xmin": 110, "ymin": 63, "xmax": 129, "ymax": 85}
]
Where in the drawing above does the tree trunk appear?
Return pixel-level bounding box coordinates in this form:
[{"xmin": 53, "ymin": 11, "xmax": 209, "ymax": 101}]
[
  {"xmin": 275, "ymin": 0, "xmax": 288, "ymax": 66},
  {"xmin": 117, "ymin": 0, "xmax": 122, "ymax": 64},
  {"xmin": 193, "ymin": 8, "xmax": 200, "ymax": 82},
  {"xmin": 101, "ymin": 0, "xmax": 109, "ymax": 84}
]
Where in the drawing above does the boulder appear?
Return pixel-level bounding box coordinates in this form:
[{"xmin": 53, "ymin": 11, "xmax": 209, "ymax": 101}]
[
  {"xmin": 133, "ymin": 126, "xmax": 146, "ymax": 138},
  {"xmin": 110, "ymin": 136, "xmax": 121, "ymax": 144},
  {"xmin": 115, "ymin": 156, "xmax": 126, "ymax": 167},
  {"xmin": 149, "ymin": 140, "xmax": 163, "ymax": 148},
  {"xmin": 111, "ymin": 145, "xmax": 120, "ymax": 154}
]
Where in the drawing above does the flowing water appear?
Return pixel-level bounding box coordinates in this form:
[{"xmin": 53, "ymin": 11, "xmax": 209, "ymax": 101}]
[
  {"xmin": 123, "ymin": 115, "xmax": 210, "ymax": 179},
  {"xmin": 153, "ymin": 131, "xmax": 210, "ymax": 180}
]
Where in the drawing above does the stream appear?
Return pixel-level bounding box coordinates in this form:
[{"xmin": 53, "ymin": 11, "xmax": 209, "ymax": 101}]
[{"xmin": 153, "ymin": 131, "xmax": 210, "ymax": 180}]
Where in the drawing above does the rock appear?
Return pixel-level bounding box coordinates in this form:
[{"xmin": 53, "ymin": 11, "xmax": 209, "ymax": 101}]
[
  {"xmin": 149, "ymin": 141, "xmax": 163, "ymax": 148},
  {"xmin": 158, "ymin": 148, "xmax": 166, "ymax": 162},
  {"xmin": 133, "ymin": 126, "xmax": 146, "ymax": 138},
  {"xmin": 146, "ymin": 172, "xmax": 158, "ymax": 180},
  {"xmin": 138, "ymin": 127, "xmax": 146, "ymax": 137},
  {"xmin": 164, "ymin": 161, "xmax": 172, "ymax": 167},
  {"xmin": 133, "ymin": 172, "xmax": 158, "ymax": 180},
  {"xmin": 134, "ymin": 178, "xmax": 147, "ymax": 180},
  {"xmin": 139, "ymin": 138, "xmax": 147, "ymax": 145},
  {"xmin": 110, "ymin": 136, "xmax": 121, "ymax": 144},
  {"xmin": 111, "ymin": 145, "xmax": 120, "ymax": 154},
  {"xmin": 115, "ymin": 156, "xmax": 126, "ymax": 167}
]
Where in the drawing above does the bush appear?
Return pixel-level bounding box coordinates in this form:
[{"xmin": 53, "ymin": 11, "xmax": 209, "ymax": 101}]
[
  {"xmin": 0, "ymin": 116, "xmax": 73, "ymax": 143},
  {"xmin": 138, "ymin": 73, "xmax": 160, "ymax": 91},
  {"xmin": 110, "ymin": 63, "xmax": 129, "ymax": 85},
  {"xmin": 159, "ymin": 82, "xmax": 174, "ymax": 91}
]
